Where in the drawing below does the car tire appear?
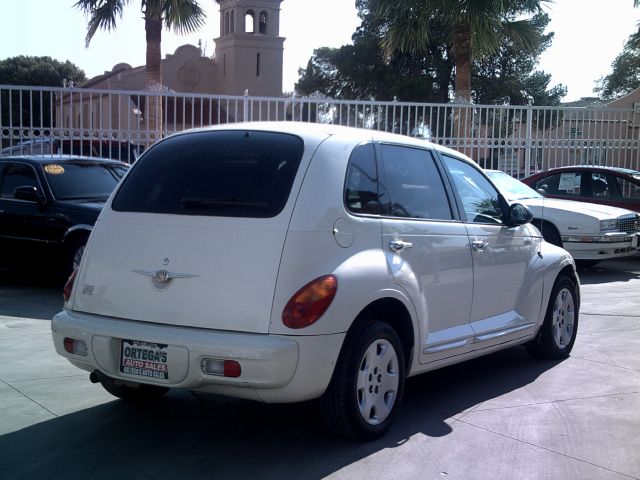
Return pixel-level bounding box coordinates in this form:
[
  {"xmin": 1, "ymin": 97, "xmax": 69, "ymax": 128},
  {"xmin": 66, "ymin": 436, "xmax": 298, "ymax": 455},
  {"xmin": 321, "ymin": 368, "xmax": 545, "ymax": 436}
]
[
  {"xmin": 527, "ymin": 274, "xmax": 579, "ymax": 360},
  {"xmin": 100, "ymin": 376, "xmax": 169, "ymax": 401},
  {"xmin": 320, "ymin": 321, "xmax": 406, "ymax": 441}
]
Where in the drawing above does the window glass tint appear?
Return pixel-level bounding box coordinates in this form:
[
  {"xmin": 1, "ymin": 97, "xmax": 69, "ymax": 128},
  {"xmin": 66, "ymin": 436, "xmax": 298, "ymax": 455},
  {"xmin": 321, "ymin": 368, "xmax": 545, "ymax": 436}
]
[
  {"xmin": 590, "ymin": 172, "xmax": 618, "ymax": 198},
  {"xmin": 112, "ymin": 131, "xmax": 304, "ymax": 218},
  {"xmin": 0, "ymin": 163, "xmax": 40, "ymax": 199},
  {"xmin": 442, "ymin": 155, "xmax": 503, "ymax": 224},
  {"xmin": 536, "ymin": 172, "xmax": 582, "ymax": 196},
  {"xmin": 381, "ymin": 145, "xmax": 452, "ymax": 220},
  {"xmin": 45, "ymin": 162, "xmax": 127, "ymax": 200},
  {"xmin": 617, "ymin": 177, "xmax": 640, "ymax": 201},
  {"xmin": 344, "ymin": 144, "xmax": 379, "ymax": 214}
]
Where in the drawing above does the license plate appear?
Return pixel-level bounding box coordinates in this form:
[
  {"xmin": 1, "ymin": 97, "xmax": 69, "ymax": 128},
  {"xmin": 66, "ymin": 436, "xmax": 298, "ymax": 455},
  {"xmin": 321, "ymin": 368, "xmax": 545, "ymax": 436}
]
[{"xmin": 120, "ymin": 339, "xmax": 168, "ymax": 380}]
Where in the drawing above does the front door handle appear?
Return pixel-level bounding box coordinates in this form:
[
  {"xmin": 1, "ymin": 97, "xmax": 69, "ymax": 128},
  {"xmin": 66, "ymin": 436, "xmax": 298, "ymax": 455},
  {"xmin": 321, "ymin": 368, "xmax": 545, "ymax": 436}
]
[
  {"xmin": 471, "ymin": 240, "xmax": 486, "ymax": 251},
  {"xmin": 389, "ymin": 240, "xmax": 413, "ymax": 252}
]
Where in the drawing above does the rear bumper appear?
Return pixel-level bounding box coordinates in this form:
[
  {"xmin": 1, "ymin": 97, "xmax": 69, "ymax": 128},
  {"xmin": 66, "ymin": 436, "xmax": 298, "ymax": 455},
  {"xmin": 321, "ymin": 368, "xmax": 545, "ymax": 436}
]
[
  {"xmin": 562, "ymin": 234, "xmax": 638, "ymax": 260},
  {"xmin": 52, "ymin": 309, "xmax": 345, "ymax": 403}
]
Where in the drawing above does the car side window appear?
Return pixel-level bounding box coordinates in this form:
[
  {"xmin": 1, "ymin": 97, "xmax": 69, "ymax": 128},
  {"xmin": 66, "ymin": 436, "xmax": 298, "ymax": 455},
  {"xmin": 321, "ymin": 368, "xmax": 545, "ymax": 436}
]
[
  {"xmin": 617, "ymin": 177, "xmax": 640, "ymax": 201},
  {"xmin": 0, "ymin": 163, "xmax": 40, "ymax": 199},
  {"xmin": 379, "ymin": 145, "xmax": 453, "ymax": 220},
  {"xmin": 589, "ymin": 173, "xmax": 620, "ymax": 198},
  {"xmin": 537, "ymin": 172, "xmax": 582, "ymax": 197},
  {"xmin": 441, "ymin": 155, "xmax": 503, "ymax": 224},
  {"xmin": 344, "ymin": 144, "xmax": 379, "ymax": 215}
]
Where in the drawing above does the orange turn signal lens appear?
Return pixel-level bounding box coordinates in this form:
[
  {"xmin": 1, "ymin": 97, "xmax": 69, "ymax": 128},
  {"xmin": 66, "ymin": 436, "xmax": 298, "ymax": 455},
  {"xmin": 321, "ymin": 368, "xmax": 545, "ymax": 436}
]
[{"xmin": 282, "ymin": 275, "xmax": 338, "ymax": 329}]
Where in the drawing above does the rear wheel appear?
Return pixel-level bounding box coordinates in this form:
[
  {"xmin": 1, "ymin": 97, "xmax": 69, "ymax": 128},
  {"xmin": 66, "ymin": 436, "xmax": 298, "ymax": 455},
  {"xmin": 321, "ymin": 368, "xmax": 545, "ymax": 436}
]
[
  {"xmin": 100, "ymin": 376, "xmax": 169, "ymax": 401},
  {"xmin": 528, "ymin": 275, "xmax": 579, "ymax": 360},
  {"xmin": 320, "ymin": 321, "xmax": 405, "ymax": 441}
]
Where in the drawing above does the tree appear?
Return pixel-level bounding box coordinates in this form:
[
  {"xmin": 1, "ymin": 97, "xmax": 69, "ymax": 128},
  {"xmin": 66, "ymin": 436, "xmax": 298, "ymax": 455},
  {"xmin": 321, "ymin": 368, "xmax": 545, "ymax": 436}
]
[
  {"xmin": 374, "ymin": 0, "xmax": 548, "ymax": 102},
  {"xmin": 297, "ymin": 2, "xmax": 563, "ymax": 107},
  {"xmin": 472, "ymin": 13, "xmax": 566, "ymax": 106},
  {"xmin": 0, "ymin": 56, "xmax": 86, "ymax": 136},
  {"xmin": 74, "ymin": 0, "xmax": 206, "ymax": 137},
  {"xmin": 595, "ymin": 31, "xmax": 640, "ymax": 100},
  {"xmin": 297, "ymin": 0, "xmax": 454, "ymax": 103}
]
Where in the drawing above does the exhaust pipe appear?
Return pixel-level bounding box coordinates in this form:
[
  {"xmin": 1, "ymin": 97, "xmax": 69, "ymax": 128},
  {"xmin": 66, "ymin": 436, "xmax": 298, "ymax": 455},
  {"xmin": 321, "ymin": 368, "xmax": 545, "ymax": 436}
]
[{"xmin": 89, "ymin": 370, "xmax": 107, "ymax": 384}]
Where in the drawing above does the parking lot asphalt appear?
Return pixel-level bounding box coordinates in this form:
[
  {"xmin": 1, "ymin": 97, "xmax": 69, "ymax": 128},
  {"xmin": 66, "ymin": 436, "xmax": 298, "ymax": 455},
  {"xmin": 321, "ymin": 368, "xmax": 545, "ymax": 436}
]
[{"xmin": 0, "ymin": 259, "xmax": 639, "ymax": 480}]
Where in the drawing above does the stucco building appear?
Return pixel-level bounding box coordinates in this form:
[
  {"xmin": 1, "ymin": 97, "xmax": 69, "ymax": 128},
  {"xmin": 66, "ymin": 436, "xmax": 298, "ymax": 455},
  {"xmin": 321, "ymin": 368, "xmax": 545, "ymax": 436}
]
[
  {"xmin": 55, "ymin": 0, "xmax": 285, "ymax": 138},
  {"xmin": 82, "ymin": 0, "xmax": 285, "ymax": 97}
]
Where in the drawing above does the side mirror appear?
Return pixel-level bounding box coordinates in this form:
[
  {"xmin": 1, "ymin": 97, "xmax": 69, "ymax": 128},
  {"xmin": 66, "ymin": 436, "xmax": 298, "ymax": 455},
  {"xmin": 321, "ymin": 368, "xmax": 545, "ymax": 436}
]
[
  {"xmin": 507, "ymin": 203, "xmax": 533, "ymax": 227},
  {"xmin": 13, "ymin": 185, "xmax": 45, "ymax": 204},
  {"xmin": 537, "ymin": 187, "xmax": 547, "ymax": 195}
]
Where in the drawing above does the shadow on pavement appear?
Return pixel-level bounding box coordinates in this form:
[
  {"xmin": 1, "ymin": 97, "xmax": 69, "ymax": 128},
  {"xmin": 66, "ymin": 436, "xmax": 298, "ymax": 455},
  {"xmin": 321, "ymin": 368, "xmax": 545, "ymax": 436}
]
[
  {"xmin": 0, "ymin": 269, "xmax": 63, "ymax": 321},
  {"xmin": 578, "ymin": 256, "xmax": 640, "ymax": 285},
  {"xmin": 0, "ymin": 347, "xmax": 561, "ymax": 479}
]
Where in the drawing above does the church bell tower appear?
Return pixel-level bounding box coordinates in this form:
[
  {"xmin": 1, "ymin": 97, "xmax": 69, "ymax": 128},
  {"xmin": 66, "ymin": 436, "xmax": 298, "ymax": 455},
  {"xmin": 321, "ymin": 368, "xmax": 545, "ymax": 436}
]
[{"xmin": 214, "ymin": 0, "xmax": 285, "ymax": 97}]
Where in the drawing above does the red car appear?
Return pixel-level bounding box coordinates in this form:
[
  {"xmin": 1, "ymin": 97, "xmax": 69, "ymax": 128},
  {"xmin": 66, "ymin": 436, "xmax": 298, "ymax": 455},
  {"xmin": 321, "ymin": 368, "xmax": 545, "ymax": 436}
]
[{"xmin": 523, "ymin": 166, "xmax": 640, "ymax": 212}]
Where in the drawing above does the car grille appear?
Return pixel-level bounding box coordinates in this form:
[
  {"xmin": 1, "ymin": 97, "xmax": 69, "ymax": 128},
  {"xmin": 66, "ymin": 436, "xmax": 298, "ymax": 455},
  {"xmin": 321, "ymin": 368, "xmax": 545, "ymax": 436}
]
[{"xmin": 617, "ymin": 214, "xmax": 640, "ymax": 234}]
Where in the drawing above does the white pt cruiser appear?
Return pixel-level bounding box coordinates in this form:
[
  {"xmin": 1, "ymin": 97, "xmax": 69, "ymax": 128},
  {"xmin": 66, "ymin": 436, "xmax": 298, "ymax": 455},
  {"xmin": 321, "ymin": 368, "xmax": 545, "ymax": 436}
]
[{"xmin": 53, "ymin": 123, "xmax": 580, "ymax": 440}]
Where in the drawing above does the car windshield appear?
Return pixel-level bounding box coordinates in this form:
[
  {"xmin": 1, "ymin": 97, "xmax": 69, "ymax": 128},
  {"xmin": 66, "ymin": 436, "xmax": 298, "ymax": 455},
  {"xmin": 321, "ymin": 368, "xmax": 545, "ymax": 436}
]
[
  {"xmin": 44, "ymin": 162, "xmax": 128, "ymax": 200},
  {"xmin": 486, "ymin": 171, "xmax": 542, "ymax": 201}
]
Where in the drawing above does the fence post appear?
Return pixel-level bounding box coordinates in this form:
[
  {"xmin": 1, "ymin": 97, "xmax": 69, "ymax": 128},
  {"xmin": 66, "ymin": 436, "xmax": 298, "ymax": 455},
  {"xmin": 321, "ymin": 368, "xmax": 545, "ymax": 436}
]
[
  {"xmin": 243, "ymin": 89, "xmax": 249, "ymax": 122},
  {"xmin": 524, "ymin": 106, "xmax": 533, "ymax": 178}
]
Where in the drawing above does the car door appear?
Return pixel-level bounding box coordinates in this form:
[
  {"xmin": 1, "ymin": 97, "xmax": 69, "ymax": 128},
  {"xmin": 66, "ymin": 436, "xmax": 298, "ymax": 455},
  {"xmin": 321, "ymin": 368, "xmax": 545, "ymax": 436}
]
[
  {"xmin": 439, "ymin": 154, "xmax": 544, "ymax": 347},
  {"xmin": 0, "ymin": 162, "xmax": 53, "ymax": 262},
  {"xmin": 378, "ymin": 144, "xmax": 476, "ymax": 364}
]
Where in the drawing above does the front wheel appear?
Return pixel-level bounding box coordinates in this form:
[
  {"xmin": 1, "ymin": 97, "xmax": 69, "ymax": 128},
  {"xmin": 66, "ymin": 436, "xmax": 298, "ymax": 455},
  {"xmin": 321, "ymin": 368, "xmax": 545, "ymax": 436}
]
[
  {"xmin": 528, "ymin": 275, "xmax": 579, "ymax": 359},
  {"xmin": 320, "ymin": 321, "xmax": 406, "ymax": 441}
]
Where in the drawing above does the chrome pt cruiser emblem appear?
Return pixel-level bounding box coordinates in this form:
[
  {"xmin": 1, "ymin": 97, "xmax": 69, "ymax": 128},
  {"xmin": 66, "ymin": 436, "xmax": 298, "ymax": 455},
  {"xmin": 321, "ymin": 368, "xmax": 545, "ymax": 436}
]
[{"xmin": 132, "ymin": 269, "xmax": 199, "ymax": 290}]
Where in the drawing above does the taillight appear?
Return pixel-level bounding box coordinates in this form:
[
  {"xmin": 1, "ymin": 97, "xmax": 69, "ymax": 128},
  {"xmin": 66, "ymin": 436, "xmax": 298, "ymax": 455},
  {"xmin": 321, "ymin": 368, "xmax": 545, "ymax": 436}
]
[
  {"xmin": 282, "ymin": 275, "xmax": 338, "ymax": 329},
  {"xmin": 63, "ymin": 269, "xmax": 78, "ymax": 303}
]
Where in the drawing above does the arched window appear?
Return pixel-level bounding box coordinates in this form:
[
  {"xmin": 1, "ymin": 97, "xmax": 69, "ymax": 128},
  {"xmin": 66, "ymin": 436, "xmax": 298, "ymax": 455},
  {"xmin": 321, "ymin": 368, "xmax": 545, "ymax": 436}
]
[
  {"xmin": 259, "ymin": 11, "xmax": 267, "ymax": 34},
  {"xmin": 224, "ymin": 11, "xmax": 230, "ymax": 35},
  {"xmin": 245, "ymin": 10, "xmax": 255, "ymax": 33},
  {"xmin": 230, "ymin": 10, "xmax": 235, "ymax": 33}
]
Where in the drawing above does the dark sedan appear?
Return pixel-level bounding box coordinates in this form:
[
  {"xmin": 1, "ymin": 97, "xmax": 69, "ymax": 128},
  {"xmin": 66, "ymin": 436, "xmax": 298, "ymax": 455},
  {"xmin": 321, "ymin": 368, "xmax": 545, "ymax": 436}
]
[
  {"xmin": 523, "ymin": 166, "xmax": 640, "ymax": 212},
  {"xmin": 0, "ymin": 155, "xmax": 128, "ymax": 277}
]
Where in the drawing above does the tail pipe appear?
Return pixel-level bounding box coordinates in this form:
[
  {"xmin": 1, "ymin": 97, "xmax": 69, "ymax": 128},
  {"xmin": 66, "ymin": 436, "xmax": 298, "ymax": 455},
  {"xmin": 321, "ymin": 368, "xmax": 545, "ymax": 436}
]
[{"xmin": 89, "ymin": 370, "xmax": 108, "ymax": 384}]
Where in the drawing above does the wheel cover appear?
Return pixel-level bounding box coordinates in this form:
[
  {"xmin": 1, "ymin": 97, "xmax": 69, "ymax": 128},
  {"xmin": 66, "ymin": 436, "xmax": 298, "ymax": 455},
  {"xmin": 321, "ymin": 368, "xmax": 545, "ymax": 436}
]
[
  {"xmin": 73, "ymin": 245, "xmax": 85, "ymax": 271},
  {"xmin": 356, "ymin": 338, "xmax": 400, "ymax": 425},
  {"xmin": 552, "ymin": 287, "xmax": 576, "ymax": 349}
]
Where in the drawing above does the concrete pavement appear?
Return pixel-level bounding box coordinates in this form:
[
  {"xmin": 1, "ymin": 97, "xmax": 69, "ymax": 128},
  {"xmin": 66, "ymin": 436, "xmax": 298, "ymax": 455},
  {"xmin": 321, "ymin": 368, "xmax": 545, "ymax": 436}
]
[{"xmin": 0, "ymin": 258, "xmax": 639, "ymax": 479}]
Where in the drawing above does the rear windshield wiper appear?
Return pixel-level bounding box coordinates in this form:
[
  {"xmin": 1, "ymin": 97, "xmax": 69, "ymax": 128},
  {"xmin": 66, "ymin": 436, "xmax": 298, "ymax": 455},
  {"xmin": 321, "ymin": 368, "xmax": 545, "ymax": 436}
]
[{"xmin": 179, "ymin": 196, "xmax": 268, "ymax": 208}]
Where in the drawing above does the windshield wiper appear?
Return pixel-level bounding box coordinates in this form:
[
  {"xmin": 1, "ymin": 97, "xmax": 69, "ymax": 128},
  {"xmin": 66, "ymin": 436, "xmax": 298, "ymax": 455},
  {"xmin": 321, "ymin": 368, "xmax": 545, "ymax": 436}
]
[{"xmin": 179, "ymin": 196, "xmax": 268, "ymax": 208}]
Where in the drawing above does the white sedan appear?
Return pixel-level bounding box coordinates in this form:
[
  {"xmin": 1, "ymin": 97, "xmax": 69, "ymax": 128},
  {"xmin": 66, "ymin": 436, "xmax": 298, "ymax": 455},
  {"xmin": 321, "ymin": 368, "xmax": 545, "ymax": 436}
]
[{"xmin": 487, "ymin": 170, "xmax": 640, "ymax": 265}]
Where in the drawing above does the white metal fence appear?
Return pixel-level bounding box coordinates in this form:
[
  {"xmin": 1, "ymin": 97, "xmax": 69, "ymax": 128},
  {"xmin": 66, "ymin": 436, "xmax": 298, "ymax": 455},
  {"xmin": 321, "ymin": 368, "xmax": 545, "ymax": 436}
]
[{"xmin": 2, "ymin": 84, "xmax": 639, "ymax": 175}]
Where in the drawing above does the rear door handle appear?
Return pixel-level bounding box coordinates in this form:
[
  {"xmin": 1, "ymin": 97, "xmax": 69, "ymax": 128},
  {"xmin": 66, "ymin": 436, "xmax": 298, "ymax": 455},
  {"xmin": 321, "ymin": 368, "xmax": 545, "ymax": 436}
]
[
  {"xmin": 471, "ymin": 240, "xmax": 486, "ymax": 251},
  {"xmin": 389, "ymin": 240, "xmax": 413, "ymax": 252}
]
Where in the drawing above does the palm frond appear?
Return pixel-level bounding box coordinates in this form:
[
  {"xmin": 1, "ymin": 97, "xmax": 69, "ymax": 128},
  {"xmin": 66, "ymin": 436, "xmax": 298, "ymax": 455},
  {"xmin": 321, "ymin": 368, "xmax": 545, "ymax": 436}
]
[
  {"xmin": 375, "ymin": 0, "xmax": 432, "ymax": 58},
  {"xmin": 75, "ymin": 0, "xmax": 130, "ymax": 47},
  {"xmin": 163, "ymin": 0, "xmax": 206, "ymax": 35}
]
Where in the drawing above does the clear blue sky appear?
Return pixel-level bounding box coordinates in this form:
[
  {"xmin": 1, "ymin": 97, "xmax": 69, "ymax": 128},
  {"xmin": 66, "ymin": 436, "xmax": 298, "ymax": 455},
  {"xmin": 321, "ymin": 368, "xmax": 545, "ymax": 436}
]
[{"xmin": 1, "ymin": 0, "xmax": 638, "ymax": 101}]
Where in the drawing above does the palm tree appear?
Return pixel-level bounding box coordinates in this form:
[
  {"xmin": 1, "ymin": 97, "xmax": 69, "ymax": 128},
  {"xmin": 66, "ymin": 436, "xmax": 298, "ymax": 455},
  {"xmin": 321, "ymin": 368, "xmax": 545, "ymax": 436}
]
[
  {"xmin": 75, "ymin": 0, "xmax": 206, "ymax": 138},
  {"xmin": 375, "ymin": 0, "xmax": 547, "ymax": 102}
]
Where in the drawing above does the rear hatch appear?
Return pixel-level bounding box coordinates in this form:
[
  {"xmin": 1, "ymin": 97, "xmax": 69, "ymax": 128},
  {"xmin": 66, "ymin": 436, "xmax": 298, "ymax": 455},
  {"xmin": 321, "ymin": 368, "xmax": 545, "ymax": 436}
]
[{"xmin": 71, "ymin": 128, "xmax": 320, "ymax": 334}]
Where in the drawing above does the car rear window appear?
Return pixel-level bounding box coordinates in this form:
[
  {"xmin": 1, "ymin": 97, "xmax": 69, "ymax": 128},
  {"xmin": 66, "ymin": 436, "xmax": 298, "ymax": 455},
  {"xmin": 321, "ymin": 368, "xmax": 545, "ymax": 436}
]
[{"xmin": 111, "ymin": 130, "xmax": 304, "ymax": 218}]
